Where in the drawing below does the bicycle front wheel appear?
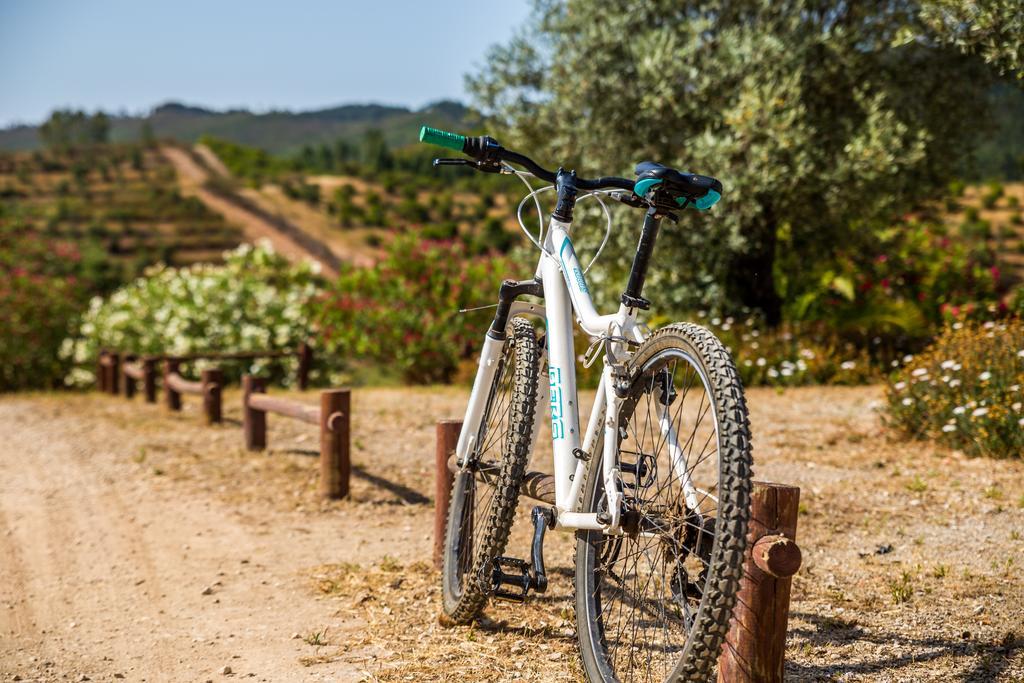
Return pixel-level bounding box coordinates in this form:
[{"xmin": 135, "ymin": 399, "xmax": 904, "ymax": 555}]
[
  {"xmin": 441, "ymin": 317, "xmax": 539, "ymax": 624},
  {"xmin": 575, "ymin": 323, "xmax": 752, "ymax": 682}
]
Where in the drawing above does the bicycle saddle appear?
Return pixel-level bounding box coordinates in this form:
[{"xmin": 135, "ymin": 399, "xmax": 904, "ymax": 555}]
[{"xmin": 633, "ymin": 161, "xmax": 722, "ymax": 211}]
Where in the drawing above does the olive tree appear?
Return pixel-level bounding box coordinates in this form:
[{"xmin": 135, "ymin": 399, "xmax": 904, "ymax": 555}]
[{"xmin": 469, "ymin": 1, "xmax": 1013, "ymax": 323}]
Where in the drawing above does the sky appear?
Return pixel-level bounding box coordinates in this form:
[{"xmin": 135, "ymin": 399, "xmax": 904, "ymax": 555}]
[{"xmin": 0, "ymin": 0, "xmax": 532, "ymax": 128}]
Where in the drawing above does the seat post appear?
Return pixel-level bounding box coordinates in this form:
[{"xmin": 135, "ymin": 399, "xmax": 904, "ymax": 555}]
[{"xmin": 621, "ymin": 206, "xmax": 662, "ymax": 309}]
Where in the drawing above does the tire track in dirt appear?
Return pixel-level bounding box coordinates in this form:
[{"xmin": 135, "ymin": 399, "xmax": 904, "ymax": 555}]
[
  {"xmin": 0, "ymin": 506, "xmax": 37, "ymax": 654},
  {"xmin": 0, "ymin": 397, "xmax": 371, "ymax": 682}
]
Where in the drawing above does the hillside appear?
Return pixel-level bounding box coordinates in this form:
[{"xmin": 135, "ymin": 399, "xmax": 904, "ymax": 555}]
[
  {"xmin": 0, "ymin": 144, "xmax": 243, "ymax": 279},
  {"xmin": 0, "ymin": 100, "xmax": 472, "ymax": 155}
]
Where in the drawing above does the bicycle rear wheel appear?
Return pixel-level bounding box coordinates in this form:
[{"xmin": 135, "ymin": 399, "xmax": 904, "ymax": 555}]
[
  {"xmin": 575, "ymin": 323, "xmax": 752, "ymax": 682},
  {"xmin": 441, "ymin": 317, "xmax": 539, "ymax": 623}
]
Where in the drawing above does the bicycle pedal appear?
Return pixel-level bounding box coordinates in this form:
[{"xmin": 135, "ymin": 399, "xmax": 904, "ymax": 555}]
[{"xmin": 490, "ymin": 557, "xmax": 531, "ymax": 603}]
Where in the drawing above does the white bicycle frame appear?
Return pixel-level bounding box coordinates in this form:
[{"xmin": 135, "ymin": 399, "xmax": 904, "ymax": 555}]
[{"xmin": 456, "ymin": 214, "xmax": 697, "ymax": 534}]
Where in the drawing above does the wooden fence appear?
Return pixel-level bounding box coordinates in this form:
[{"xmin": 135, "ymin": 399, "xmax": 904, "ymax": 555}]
[
  {"xmin": 97, "ymin": 342, "xmax": 314, "ymax": 395},
  {"xmin": 95, "ymin": 343, "xmax": 348, "ymax": 498}
]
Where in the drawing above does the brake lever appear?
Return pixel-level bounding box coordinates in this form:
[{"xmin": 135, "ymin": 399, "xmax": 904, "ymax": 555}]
[
  {"xmin": 433, "ymin": 158, "xmax": 503, "ymax": 174},
  {"xmin": 433, "ymin": 158, "xmax": 470, "ymax": 167},
  {"xmin": 609, "ymin": 190, "xmax": 647, "ymax": 209}
]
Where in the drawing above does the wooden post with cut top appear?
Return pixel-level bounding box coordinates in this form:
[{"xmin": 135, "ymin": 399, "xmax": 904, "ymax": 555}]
[
  {"xmin": 163, "ymin": 359, "xmax": 181, "ymax": 411},
  {"xmin": 296, "ymin": 341, "xmax": 313, "ymax": 391},
  {"xmin": 123, "ymin": 356, "xmax": 138, "ymax": 399},
  {"xmin": 142, "ymin": 358, "xmax": 158, "ymax": 403},
  {"xmin": 108, "ymin": 352, "xmax": 121, "ymax": 395},
  {"xmin": 717, "ymin": 481, "xmax": 802, "ymax": 683},
  {"xmin": 434, "ymin": 419, "xmax": 462, "ymax": 569},
  {"xmin": 242, "ymin": 374, "xmax": 267, "ymax": 450},
  {"xmin": 201, "ymin": 368, "xmax": 223, "ymax": 424},
  {"xmin": 97, "ymin": 350, "xmax": 108, "ymax": 392},
  {"xmin": 318, "ymin": 389, "xmax": 350, "ymax": 499}
]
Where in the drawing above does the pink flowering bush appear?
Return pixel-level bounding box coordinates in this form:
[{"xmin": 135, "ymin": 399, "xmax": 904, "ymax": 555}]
[
  {"xmin": 0, "ymin": 223, "xmax": 89, "ymax": 390},
  {"xmin": 312, "ymin": 236, "xmax": 517, "ymax": 384}
]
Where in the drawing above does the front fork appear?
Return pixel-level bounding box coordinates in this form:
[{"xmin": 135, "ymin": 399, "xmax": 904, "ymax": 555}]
[{"xmin": 456, "ymin": 296, "xmax": 545, "ymax": 469}]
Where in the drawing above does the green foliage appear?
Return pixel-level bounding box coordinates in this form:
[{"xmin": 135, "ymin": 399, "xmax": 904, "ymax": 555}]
[
  {"xmin": 469, "ymin": 0, "xmax": 1001, "ymax": 324},
  {"xmin": 781, "ymin": 217, "xmax": 1002, "ymax": 349},
  {"xmin": 981, "ymin": 181, "xmax": 1004, "ymax": 208},
  {"xmin": 329, "ymin": 184, "xmax": 362, "ymax": 227},
  {"xmin": 61, "ymin": 244, "xmax": 322, "ymax": 387},
  {"xmin": 885, "ymin": 319, "xmax": 1024, "ymax": 458},
  {"xmin": 919, "ymin": 0, "xmax": 1024, "ymax": 77},
  {"xmin": 199, "ymin": 136, "xmax": 295, "ymax": 184},
  {"xmin": 477, "ymin": 216, "xmax": 516, "ymax": 254},
  {"xmin": 360, "ymin": 129, "xmax": 393, "ymax": 172},
  {"xmin": 311, "ymin": 236, "xmax": 513, "ymax": 384},
  {"xmin": 362, "ymin": 190, "xmax": 386, "ymax": 226},
  {"xmin": 281, "ymin": 179, "xmax": 321, "ymax": 205},
  {"xmin": 39, "ymin": 109, "xmax": 109, "ymax": 150}
]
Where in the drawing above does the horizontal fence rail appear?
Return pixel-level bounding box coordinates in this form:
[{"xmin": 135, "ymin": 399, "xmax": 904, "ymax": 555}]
[
  {"xmin": 97, "ymin": 342, "xmax": 314, "ymax": 396},
  {"xmin": 242, "ymin": 375, "xmax": 350, "ymax": 499}
]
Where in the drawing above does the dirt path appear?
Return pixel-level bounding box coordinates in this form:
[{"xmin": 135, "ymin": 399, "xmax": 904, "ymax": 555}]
[
  {"xmin": 161, "ymin": 147, "xmax": 338, "ymax": 277},
  {"xmin": 1, "ymin": 387, "xmax": 1022, "ymax": 682}
]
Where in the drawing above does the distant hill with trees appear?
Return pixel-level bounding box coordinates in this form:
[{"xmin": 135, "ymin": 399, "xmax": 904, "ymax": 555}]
[{"xmin": 0, "ymin": 100, "xmax": 472, "ymax": 156}]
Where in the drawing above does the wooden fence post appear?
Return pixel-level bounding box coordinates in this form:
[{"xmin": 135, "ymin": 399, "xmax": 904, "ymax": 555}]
[
  {"xmin": 142, "ymin": 358, "xmax": 157, "ymax": 403},
  {"xmin": 434, "ymin": 419, "xmax": 462, "ymax": 569},
  {"xmin": 97, "ymin": 350, "xmax": 108, "ymax": 392},
  {"xmin": 717, "ymin": 482, "xmax": 802, "ymax": 683},
  {"xmin": 108, "ymin": 352, "xmax": 121, "ymax": 395},
  {"xmin": 297, "ymin": 341, "xmax": 313, "ymax": 391},
  {"xmin": 318, "ymin": 388, "xmax": 350, "ymax": 499},
  {"xmin": 201, "ymin": 368, "xmax": 223, "ymax": 424},
  {"xmin": 123, "ymin": 356, "xmax": 137, "ymax": 399},
  {"xmin": 242, "ymin": 375, "xmax": 267, "ymax": 450},
  {"xmin": 163, "ymin": 359, "xmax": 181, "ymax": 411}
]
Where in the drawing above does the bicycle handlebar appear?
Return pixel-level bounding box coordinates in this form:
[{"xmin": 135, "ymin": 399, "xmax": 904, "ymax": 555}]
[{"xmin": 419, "ymin": 125, "xmax": 635, "ymax": 192}]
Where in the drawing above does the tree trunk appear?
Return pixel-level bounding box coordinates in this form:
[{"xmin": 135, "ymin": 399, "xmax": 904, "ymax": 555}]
[{"xmin": 728, "ymin": 202, "xmax": 782, "ymax": 326}]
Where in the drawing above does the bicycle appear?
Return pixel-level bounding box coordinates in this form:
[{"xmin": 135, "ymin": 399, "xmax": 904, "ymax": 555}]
[{"xmin": 419, "ymin": 126, "xmax": 753, "ymax": 682}]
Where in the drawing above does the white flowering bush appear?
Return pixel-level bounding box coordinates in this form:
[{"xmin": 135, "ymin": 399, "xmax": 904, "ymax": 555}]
[
  {"xmin": 885, "ymin": 319, "xmax": 1024, "ymax": 458},
  {"xmin": 61, "ymin": 243, "xmax": 322, "ymax": 386}
]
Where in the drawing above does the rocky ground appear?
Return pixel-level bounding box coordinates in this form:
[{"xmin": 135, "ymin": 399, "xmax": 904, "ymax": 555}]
[{"xmin": 0, "ymin": 385, "xmax": 1021, "ymax": 682}]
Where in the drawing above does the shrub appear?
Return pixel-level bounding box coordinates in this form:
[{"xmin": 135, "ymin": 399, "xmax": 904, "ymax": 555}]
[
  {"xmin": 395, "ymin": 197, "xmax": 430, "ymax": 223},
  {"xmin": 281, "ymin": 179, "xmax": 321, "ymax": 205},
  {"xmin": 885, "ymin": 320, "xmax": 1024, "ymax": 458},
  {"xmin": 783, "ymin": 219, "xmax": 1002, "ymax": 345},
  {"xmin": 477, "ymin": 217, "xmax": 515, "ymax": 254},
  {"xmin": 0, "ymin": 226, "xmax": 90, "ymax": 390},
  {"xmin": 422, "ymin": 221, "xmax": 458, "ymax": 241},
  {"xmin": 61, "ymin": 243, "xmax": 322, "ymax": 387},
  {"xmin": 981, "ymin": 182, "xmax": 1004, "ymax": 209},
  {"xmin": 961, "ymin": 217, "xmax": 992, "ymax": 240},
  {"xmin": 312, "ymin": 236, "xmax": 513, "ymax": 384}
]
